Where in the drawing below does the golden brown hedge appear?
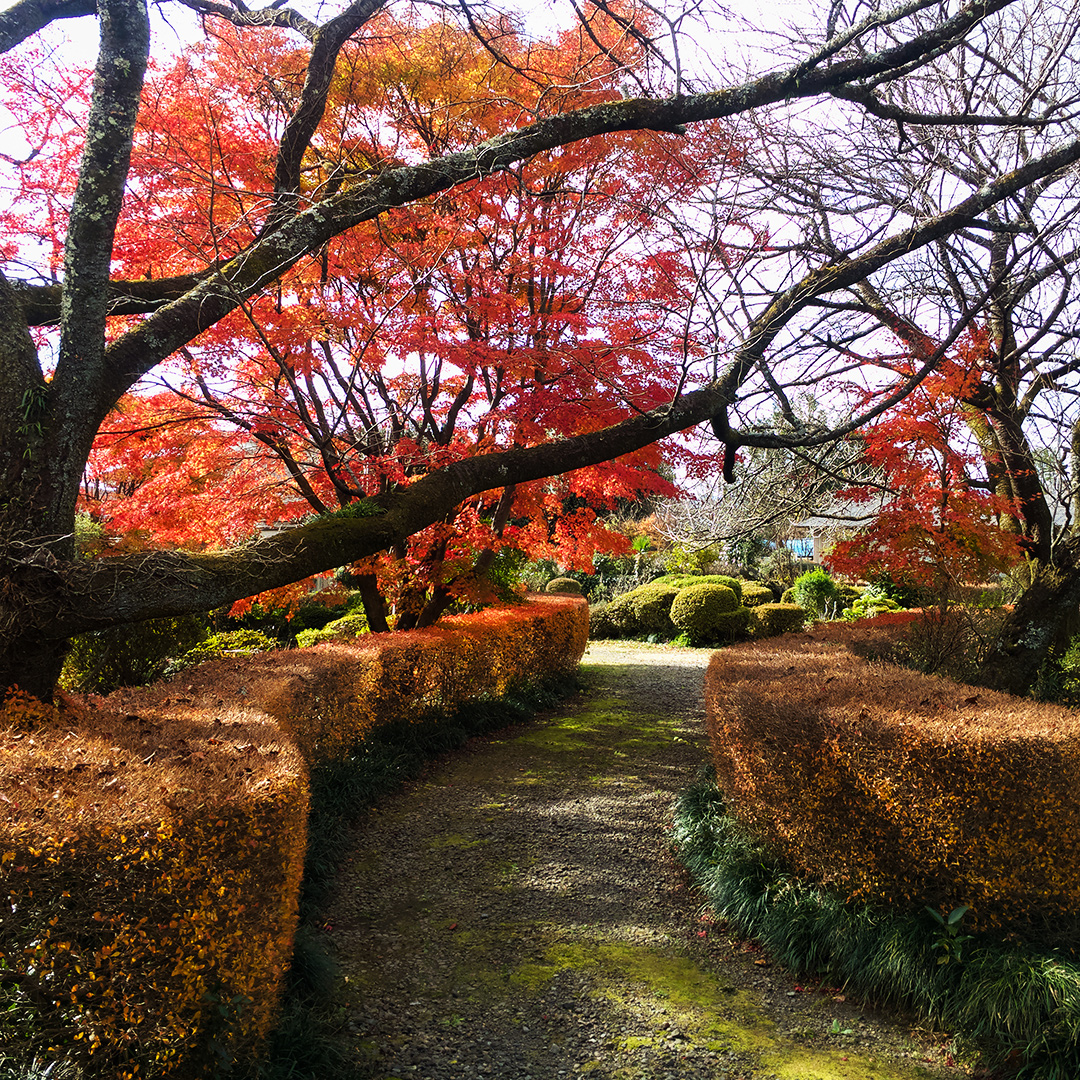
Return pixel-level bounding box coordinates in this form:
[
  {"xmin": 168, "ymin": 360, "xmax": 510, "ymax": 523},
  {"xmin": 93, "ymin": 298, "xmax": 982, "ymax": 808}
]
[
  {"xmin": 0, "ymin": 595, "xmax": 587, "ymax": 1073},
  {"xmin": 706, "ymin": 633, "xmax": 1080, "ymax": 936},
  {"xmin": 0, "ymin": 688, "xmax": 308, "ymax": 1077}
]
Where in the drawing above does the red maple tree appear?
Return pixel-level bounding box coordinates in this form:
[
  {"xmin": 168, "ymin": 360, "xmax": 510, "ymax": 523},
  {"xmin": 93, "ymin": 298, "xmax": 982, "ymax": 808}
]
[
  {"xmin": 826, "ymin": 327, "xmax": 1023, "ymax": 600},
  {"xmin": 65, "ymin": 11, "xmax": 739, "ymax": 625}
]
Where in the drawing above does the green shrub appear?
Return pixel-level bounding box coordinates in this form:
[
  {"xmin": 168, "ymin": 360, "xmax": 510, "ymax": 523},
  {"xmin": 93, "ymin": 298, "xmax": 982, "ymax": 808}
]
[
  {"xmin": 750, "ymin": 603, "xmax": 807, "ymax": 638},
  {"xmin": 624, "ymin": 583, "xmax": 678, "ymax": 634},
  {"xmin": 165, "ymin": 629, "xmax": 279, "ymax": 675},
  {"xmin": 296, "ymin": 612, "xmax": 370, "ymax": 647},
  {"xmin": 588, "ymin": 602, "xmax": 620, "ymax": 639},
  {"xmin": 60, "ymin": 615, "xmax": 208, "ymax": 694},
  {"xmin": 670, "ymin": 583, "xmax": 742, "ymax": 644},
  {"xmin": 836, "ymin": 583, "xmax": 863, "ymax": 606},
  {"xmin": 655, "ymin": 574, "xmax": 744, "ymax": 602},
  {"xmin": 545, "ymin": 577, "xmax": 583, "ymax": 595},
  {"xmin": 842, "ymin": 594, "xmax": 902, "ymax": 621},
  {"xmin": 739, "ymin": 583, "xmax": 774, "ymax": 608},
  {"xmin": 791, "ymin": 567, "xmax": 839, "ymax": 615},
  {"xmin": 711, "ymin": 608, "xmax": 752, "ymax": 643}
]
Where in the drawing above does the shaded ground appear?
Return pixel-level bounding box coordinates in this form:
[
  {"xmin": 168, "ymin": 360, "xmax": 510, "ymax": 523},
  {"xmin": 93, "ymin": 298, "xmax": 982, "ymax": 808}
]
[{"xmin": 321, "ymin": 641, "xmax": 970, "ymax": 1080}]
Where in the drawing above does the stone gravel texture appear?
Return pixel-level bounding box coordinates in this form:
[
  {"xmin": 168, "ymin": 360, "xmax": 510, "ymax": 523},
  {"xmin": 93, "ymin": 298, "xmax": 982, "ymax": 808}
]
[{"xmin": 322, "ymin": 641, "xmax": 969, "ymax": 1080}]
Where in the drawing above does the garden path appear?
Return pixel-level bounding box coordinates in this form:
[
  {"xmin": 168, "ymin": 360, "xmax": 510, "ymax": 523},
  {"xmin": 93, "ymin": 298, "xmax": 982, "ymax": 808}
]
[{"xmin": 321, "ymin": 641, "xmax": 968, "ymax": 1080}]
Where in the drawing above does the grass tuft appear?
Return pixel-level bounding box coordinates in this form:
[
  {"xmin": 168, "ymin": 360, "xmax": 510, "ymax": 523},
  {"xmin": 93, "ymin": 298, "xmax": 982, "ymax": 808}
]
[{"xmin": 672, "ymin": 771, "xmax": 1080, "ymax": 1079}]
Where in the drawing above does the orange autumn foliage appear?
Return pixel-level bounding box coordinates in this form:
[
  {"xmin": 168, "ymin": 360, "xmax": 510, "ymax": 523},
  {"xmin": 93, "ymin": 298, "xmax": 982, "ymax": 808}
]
[{"xmin": 706, "ymin": 627, "xmax": 1080, "ymax": 939}]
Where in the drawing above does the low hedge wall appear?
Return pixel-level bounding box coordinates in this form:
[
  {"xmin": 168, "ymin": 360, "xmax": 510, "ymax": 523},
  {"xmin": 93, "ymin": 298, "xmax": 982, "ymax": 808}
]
[
  {"xmin": 0, "ymin": 690, "xmax": 308, "ymax": 1078},
  {"xmin": 705, "ymin": 632, "xmax": 1080, "ymax": 941},
  {"xmin": 0, "ymin": 595, "xmax": 587, "ymax": 1076}
]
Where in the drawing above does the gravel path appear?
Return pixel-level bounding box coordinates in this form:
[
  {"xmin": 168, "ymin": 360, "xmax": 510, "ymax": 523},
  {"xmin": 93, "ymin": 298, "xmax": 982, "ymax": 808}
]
[{"xmin": 323, "ymin": 642, "xmax": 968, "ymax": 1080}]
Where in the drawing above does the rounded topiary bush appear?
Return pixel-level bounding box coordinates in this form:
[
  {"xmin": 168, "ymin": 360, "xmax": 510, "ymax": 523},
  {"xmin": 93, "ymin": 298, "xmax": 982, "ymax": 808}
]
[
  {"xmin": 624, "ymin": 583, "xmax": 678, "ymax": 634},
  {"xmin": 670, "ymin": 583, "xmax": 742, "ymax": 644},
  {"xmin": 843, "ymin": 594, "xmax": 902, "ymax": 621},
  {"xmin": 604, "ymin": 592, "xmax": 639, "ymax": 636},
  {"xmin": 588, "ymin": 601, "xmax": 620, "ymax": 639},
  {"xmin": 656, "ymin": 574, "xmax": 744, "ymax": 603},
  {"xmin": 750, "ymin": 602, "xmax": 807, "ymax": 638},
  {"xmin": 296, "ymin": 611, "xmax": 369, "ymax": 647},
  {"xmin": 837, "ymin": 583, "xmax": 863, "ymax": 607},
  {"xmin": 792, "ymin": 568, "xmax": 839, "ymax": 615},
  {"xmin": 740, "ymin": 583, "xmax": 774, "ymax": 608},
  {"xmin": 545, "ymin": 577, "xmax": 583, "ymax": 595}
]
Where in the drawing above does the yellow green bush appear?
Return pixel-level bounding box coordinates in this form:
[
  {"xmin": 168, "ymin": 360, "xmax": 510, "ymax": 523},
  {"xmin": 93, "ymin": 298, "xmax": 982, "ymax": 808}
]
[
  {"xmin": 739, "ymin": 583, "xmax": 775, "ymax": 607},
  {"xmin": 705, "ymin": 635, "xmax": 1080, "ymax": 937},
  {"xmin": 295, "ymin": 611, "xmax": 369, "ymax": 647},
  {"xmin": 624, "ymin": 583, "xmax": 678, "ymax": 634},
  {"xmin": 656, "ymin": 573, "xmax": 744, "ymax": 602},
  {"xmin": 670, "ymin": 583, "xmax": 740, "ymax": 644},
  {"xmin": 544, "ymin": 576, "xmax": 583, "ymax": 595},
  {"xmin": 749, "ymin": 602, "xmax": 806, "ymax": 638}
]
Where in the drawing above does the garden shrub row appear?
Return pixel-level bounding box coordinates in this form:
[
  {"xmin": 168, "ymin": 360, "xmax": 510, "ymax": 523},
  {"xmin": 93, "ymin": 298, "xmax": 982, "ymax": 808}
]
[
  {"xmin": 0, "ymin": 595, "xmax": 588, "ymax": 1077},
  {"xmin": 705, "ymin": 631, "xmax": 1080, "ymax": 941},
  {"xmin": 592, "ymin": 576, "xmax": 803, "ymax": 645}
]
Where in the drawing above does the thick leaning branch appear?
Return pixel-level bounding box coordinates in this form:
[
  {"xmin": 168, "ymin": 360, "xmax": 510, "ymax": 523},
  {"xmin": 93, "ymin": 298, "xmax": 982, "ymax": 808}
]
[
  {"xmin": 0, "ymin": 0, "xmax": 94, "ymax": 54},
  {"xmin": 35, "ymin": 134, "xmax": 1080, "ymax": 634}
]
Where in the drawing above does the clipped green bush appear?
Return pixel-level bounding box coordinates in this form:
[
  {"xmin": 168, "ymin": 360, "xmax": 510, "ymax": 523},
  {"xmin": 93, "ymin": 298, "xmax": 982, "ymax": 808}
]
[
  {"xmin": 791, "ymin": 567, "xmax": 839, "ymax": 615},
  {"xmin": 750, "ymin": 603, "xmax": 807, "ymax": 638},
  {"xmin": 739, "ymin": 583, "xmax": 774, "ymax": 608},
  {"xmin": 655, "ymin": 574, "xmax": 744, "ymax": 603},
  {"xmin": 588, "ymin": 601, "xmax": 620, "ymax": 639},
  {"xmin": 842, "ymin": 594, "xmax": 902, "ymax": 621},
  {"xmin": 670, "ymin": 583, "xmax": 745, "ymax": 644},
  {"xmin": 624, "ymin": 583, "xmax": 678, "ymax": 634},
  {"xmin": 296, "ymin": 612, "xmax": 369, "ymax": 647},
  {"xmin": 837, "ymin": 583, "xmax": 863, "ymax": 606},
  {"xmin": 164, "ymin": 629, "xmax": 279, "ymax": 676},
  {"xmin": 60, "ymin": 615, "xmax": 208, "ymax": 694},
  {"xmin": 545, "ymin": 577, "xmax": 583, "ymax": 595},
  {"xmin": 603, "ymin": 592, "xmax": 638, "ymax": 636}
]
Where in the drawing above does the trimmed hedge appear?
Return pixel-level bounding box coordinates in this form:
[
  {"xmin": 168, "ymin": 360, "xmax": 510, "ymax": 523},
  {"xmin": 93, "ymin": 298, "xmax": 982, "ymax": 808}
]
[
  {"xmin": 670, "ymin": 583, "xmax": 744, "ymax": 645},
  {"xmin": 739, "ymin": 583, "xmax": 775, "ymax": 607},
  {"xmin": 0, "ymin": 596, "xmax": 588, "ymax": 1076},
  {"xmin": 655, "ymin": 573, "xmax": 743, "ymax": 602},
  {"xmin": 545, "ymin": 577, "xmax": 583, "ymax": 595},
  {"xmin": 295, "ymin": 611, "xmax": 369, "ymax": 647},
  {"xmin": 673, "ymin": 776, "xmax": 1080, "ymax": 1080},
  {"xmin": 705, "ymin": 633, "xmax": 1080, "ymax": 940},
  {"xmin": 0, "ymin": 689, "xmax": 308, "ymax": 1078},
  {"xmin": 623, "ymin": 583, "xmax": 678, "ymax": 634},
  {"xmin": 749, "ymin": 602, "xmax": 806, "ymax": 637}
]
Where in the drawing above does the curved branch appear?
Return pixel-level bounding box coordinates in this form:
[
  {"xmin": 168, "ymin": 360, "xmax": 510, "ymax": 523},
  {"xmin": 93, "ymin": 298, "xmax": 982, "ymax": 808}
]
[
  {"xmin": 0, "ymin": 0, "xmax": 94, "ymax": 54},
  {"xmin": 96, "ymin": 0, "xmax": 1030, "ymax": 423}
]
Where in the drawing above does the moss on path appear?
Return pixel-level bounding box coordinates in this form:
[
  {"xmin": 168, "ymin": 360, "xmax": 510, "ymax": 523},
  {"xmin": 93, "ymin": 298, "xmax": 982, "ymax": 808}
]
[{"xmin": 323, "ymin": 642, "xmax": 968, "ymax": 1079}]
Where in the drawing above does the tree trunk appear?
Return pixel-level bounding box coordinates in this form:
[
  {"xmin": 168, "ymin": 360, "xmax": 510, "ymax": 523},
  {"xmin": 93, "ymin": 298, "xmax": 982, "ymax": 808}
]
[
  {"xmin": 354, "ymin": 573, "xmax": 390, "ymax": 633},
  {"xmin": 0, "ymin": 635, "xmax": 69, "ymax": 701},
  {"xmin": 978, "ymin": 542, "xmax": 1080, "ymax": 696}
]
